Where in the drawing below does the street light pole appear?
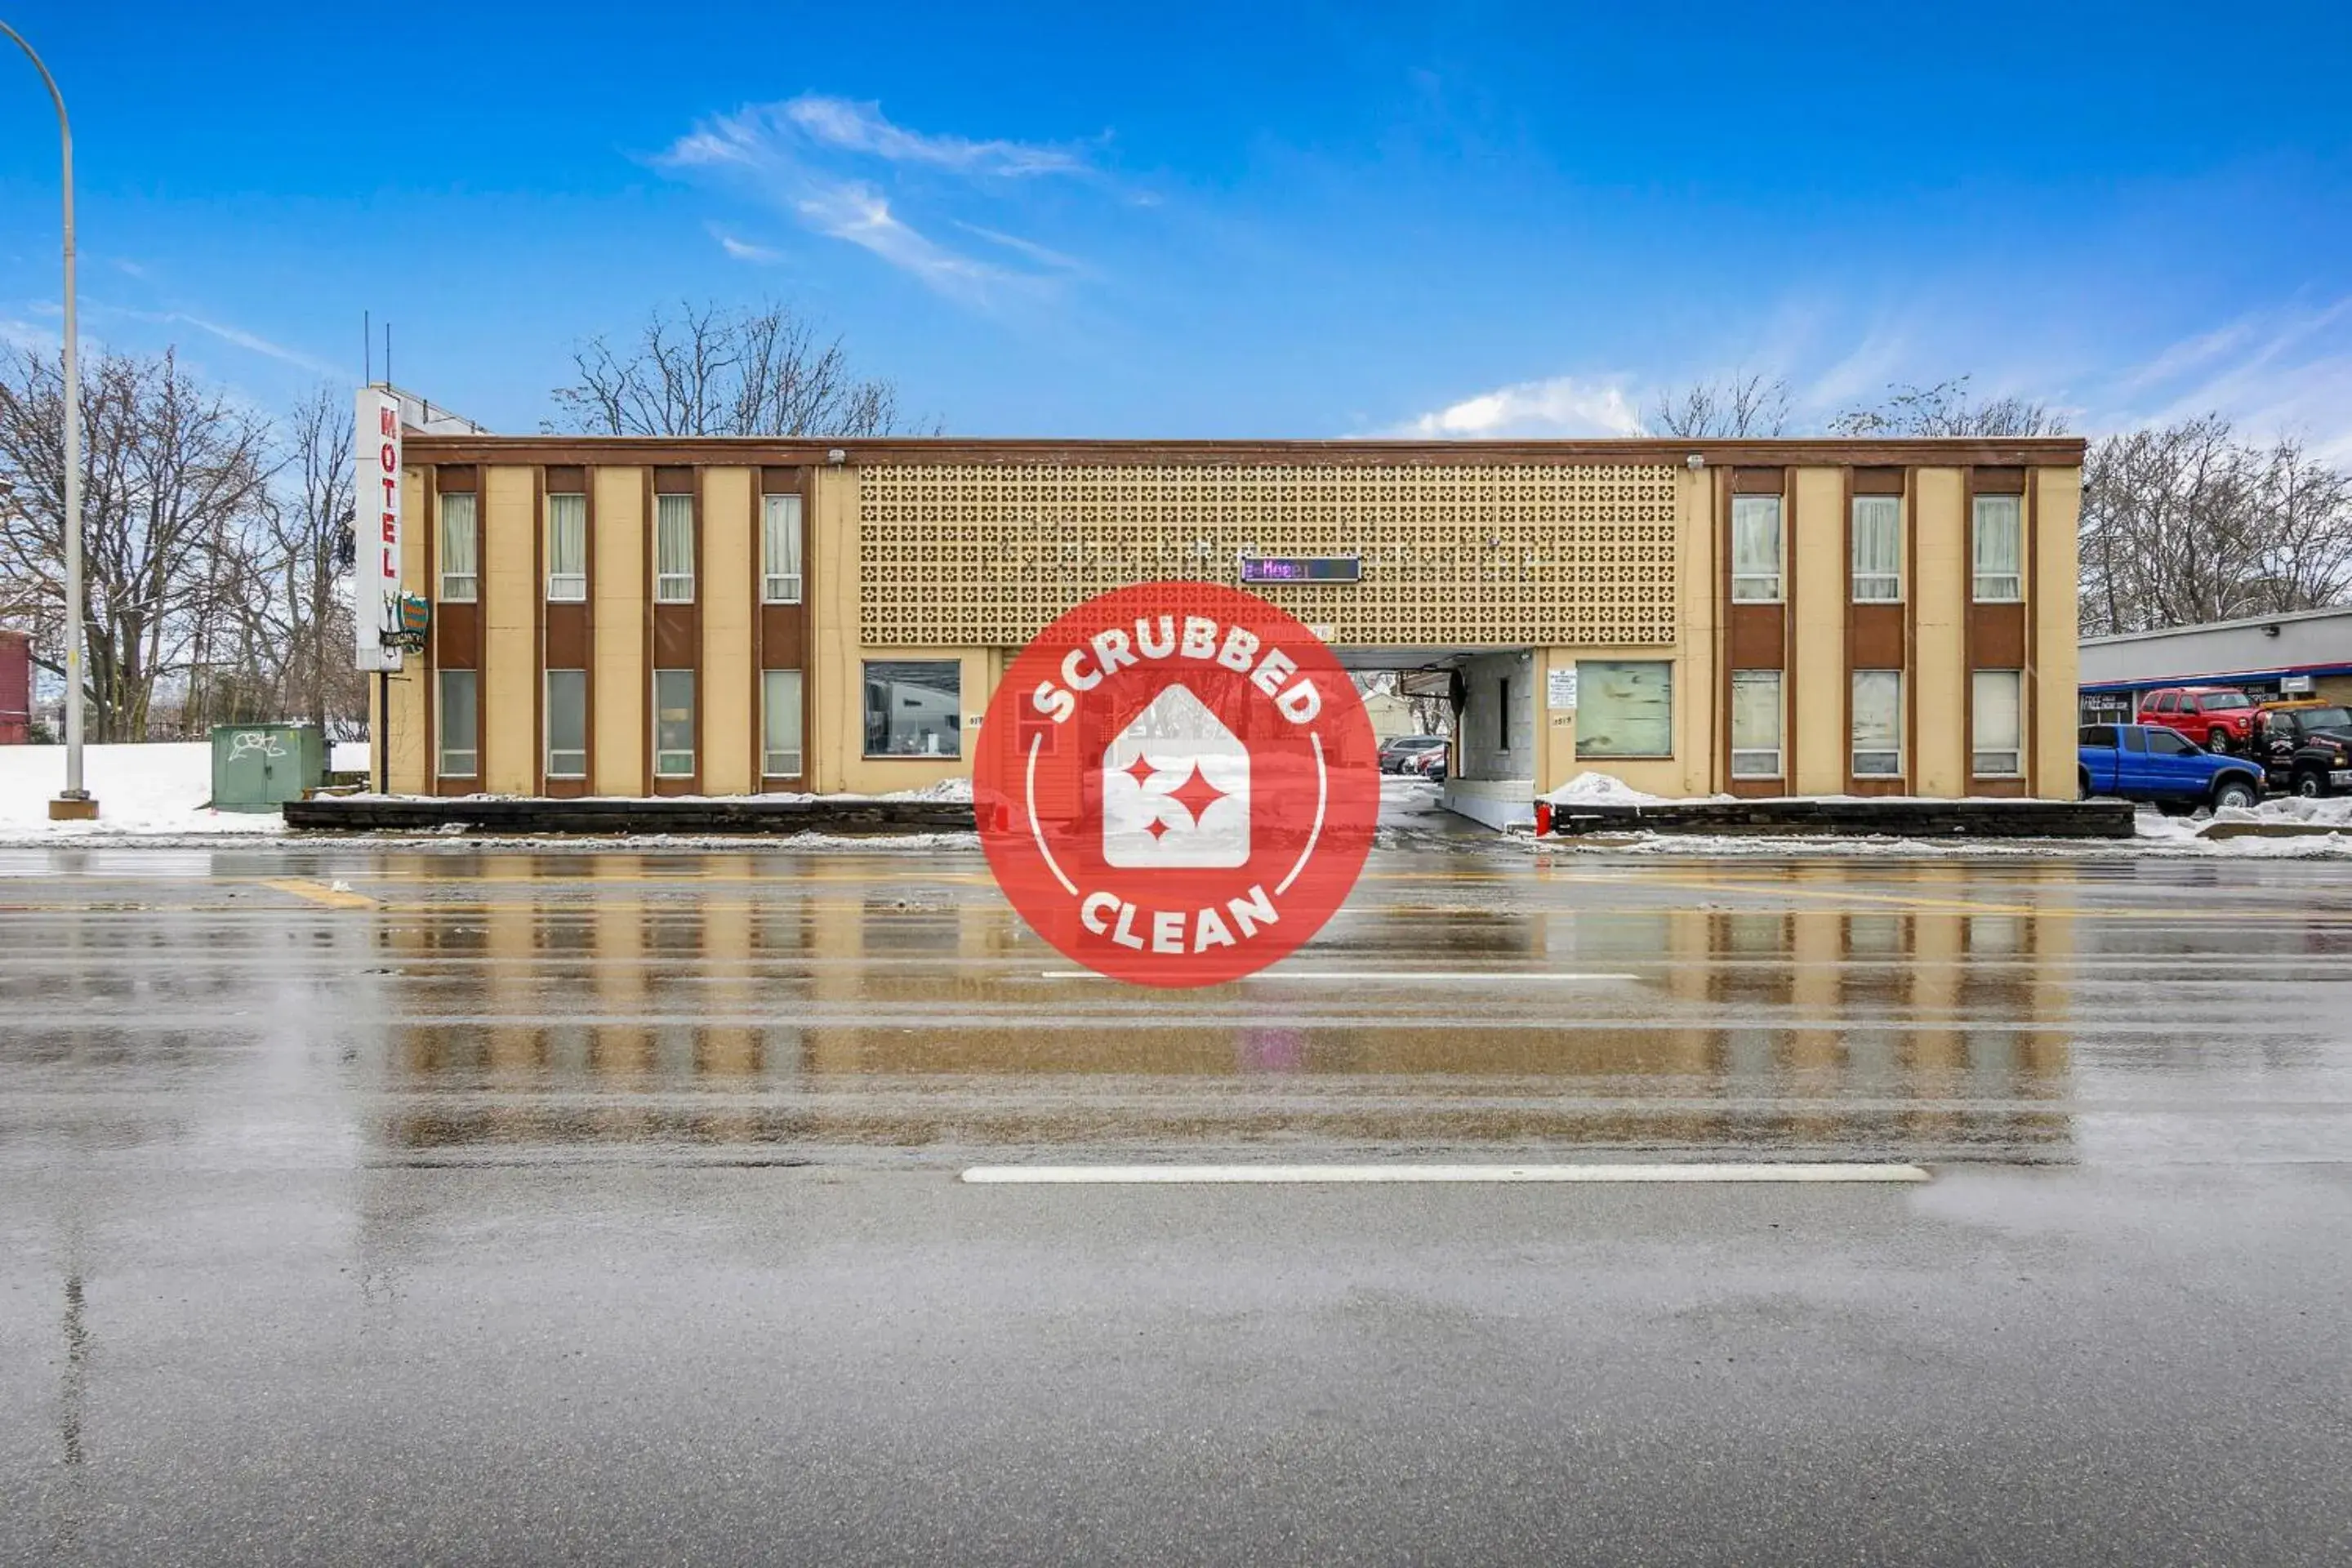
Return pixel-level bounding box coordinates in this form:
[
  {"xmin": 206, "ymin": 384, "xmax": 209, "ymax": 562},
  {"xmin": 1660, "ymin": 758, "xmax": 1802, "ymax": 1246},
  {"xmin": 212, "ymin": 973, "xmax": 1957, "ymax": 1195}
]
[{"xmin": 2, "ymin": 21, "xmax": 94, "ymax": 818}]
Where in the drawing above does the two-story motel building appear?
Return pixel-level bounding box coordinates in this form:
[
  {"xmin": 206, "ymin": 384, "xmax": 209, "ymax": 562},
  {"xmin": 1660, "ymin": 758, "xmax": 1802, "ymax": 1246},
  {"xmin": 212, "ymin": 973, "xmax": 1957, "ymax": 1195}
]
[{"xmin": 370, "ymin": 433, "xmax": 2084, "ymax": 823}]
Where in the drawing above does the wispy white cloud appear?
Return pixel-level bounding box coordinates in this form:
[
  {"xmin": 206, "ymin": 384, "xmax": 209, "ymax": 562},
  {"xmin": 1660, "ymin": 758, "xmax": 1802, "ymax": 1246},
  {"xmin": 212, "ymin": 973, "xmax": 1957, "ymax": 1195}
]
[
  {"xmin": 1380, "ymin": 375, "xmax": 1646, "ymax": 439},
  {"xmin": 658, "ymin": 94, "xmax": 1098, "ymax": 305},
  {"xmin": 782, "ymin": 96, "xmax": 1094, "ymax": 178},
  {"xmin": 2107, "ymin": 298, "xmax": 2352, "ymax": 460},
  {"xmin": 709, "ymin": 225, "xmax": 784, "ymax": 264}
]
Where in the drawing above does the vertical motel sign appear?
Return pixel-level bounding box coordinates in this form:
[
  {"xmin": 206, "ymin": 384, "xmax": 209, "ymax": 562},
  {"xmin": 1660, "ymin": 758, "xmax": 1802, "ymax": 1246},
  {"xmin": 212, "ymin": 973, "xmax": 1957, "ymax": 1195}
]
[{"xmin": 355, "ymin": 387, "xmax": 403, "ymax": 671}]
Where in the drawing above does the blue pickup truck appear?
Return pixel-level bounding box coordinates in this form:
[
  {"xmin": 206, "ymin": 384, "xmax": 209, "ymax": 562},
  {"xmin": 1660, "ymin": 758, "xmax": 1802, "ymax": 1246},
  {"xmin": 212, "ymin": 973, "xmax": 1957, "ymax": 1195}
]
[{"xmin": 2079, "ymin": 723, "xmax": 2265, "ymax": 811}]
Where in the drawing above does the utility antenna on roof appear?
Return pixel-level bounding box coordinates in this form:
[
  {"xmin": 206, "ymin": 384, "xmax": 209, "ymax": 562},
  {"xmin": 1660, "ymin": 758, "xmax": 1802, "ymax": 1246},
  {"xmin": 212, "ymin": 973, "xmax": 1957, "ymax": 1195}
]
[{"xmin": 363, "ymin": 309, "xmax": 371, "ymax": 383}]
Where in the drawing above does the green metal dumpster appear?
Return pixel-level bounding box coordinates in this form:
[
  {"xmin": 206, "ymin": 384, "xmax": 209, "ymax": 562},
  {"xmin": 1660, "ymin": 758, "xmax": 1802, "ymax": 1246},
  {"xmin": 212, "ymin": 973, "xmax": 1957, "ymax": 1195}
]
[{"xmin": 209, "ymin": 723, "xmax": 327, "ymax": 811}]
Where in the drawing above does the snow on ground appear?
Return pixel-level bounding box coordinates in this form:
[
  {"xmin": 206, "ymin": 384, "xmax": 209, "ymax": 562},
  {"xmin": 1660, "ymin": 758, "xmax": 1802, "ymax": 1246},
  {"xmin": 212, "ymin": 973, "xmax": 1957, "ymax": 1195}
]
[
  {"xmin": 877, "ymin": 777, "xmax": 973, "ymax": 803},
  {"xmin": 0, "ymin": 742, "xmax": 284, "ymax": 840},
  {"xmin": 1541, "ymin": 771, "xmax": 1672, "ymax": 805}
]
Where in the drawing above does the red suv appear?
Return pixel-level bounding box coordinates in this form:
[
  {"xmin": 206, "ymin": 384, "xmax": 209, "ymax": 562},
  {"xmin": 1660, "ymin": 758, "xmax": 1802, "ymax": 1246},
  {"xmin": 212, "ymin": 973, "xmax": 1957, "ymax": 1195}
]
[{"xmin": 2138, "ymin": 686, "xmax": 2257, "ymax": 753}]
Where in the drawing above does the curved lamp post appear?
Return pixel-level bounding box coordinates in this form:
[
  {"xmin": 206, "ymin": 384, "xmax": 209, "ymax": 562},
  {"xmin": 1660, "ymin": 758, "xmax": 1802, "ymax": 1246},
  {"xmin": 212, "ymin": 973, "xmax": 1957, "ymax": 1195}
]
[{"xmin": 1, "ymin": 20, "xmax": 93, "ymax": 819}]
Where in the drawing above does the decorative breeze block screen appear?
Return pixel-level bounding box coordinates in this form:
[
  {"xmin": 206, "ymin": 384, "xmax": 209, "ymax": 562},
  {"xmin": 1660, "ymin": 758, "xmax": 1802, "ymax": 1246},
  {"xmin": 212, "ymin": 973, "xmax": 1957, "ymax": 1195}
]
[{"xmin": 858, "ymin": 463, "xmax": 1680, "ymax": 647}]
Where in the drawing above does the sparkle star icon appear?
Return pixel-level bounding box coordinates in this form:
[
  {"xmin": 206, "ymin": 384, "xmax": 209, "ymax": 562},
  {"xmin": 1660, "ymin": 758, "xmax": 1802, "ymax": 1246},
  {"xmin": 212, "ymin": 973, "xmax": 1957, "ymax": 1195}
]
[
  {"xmin": 1123, "ymin": 755, "xmax": 1159, "ymax": 790},
  {"xmin": 1167, "ymin": 762, "xmax": 1226, "ymax": 825}
]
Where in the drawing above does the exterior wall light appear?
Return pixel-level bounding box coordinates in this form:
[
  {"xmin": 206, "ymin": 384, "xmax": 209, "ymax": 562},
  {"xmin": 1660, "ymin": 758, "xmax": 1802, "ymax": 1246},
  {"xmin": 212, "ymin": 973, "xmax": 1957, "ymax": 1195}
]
[
  {"xmin": 826, "ymin": 448, "xmax": 848, "ymax": 466},
  {"xmin": 1686, "ymin": 453, "xmax": 1707, "ymax": 470}
]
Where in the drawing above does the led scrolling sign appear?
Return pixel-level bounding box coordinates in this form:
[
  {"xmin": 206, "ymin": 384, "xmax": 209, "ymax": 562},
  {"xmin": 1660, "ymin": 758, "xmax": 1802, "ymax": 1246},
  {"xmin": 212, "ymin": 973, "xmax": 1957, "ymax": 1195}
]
[{"xmin": 1237, "ymin": 555, "xmax": 1362, "ymax": 585}]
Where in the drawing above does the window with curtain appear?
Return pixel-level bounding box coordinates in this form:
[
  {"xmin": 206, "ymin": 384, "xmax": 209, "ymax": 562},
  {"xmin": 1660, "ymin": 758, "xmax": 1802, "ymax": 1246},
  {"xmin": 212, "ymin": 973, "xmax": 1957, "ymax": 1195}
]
[
  {"xmin": 437, "ymin": 669, "xmax": 478, "ymax": 777},
  {"xmin": 863, "ymin": 661, "xmax": 962, "ymax": 758},
  {"xmin": 1852, "ymin": 670, "xmax": 1903, "ymax": 777},
  {"xmin": 545, "ymin": 670, "xmax": 586, "ymax": 778},
  {"xmin": 763, "ymin": 493, "xmax": 804, "ymax": 604},
  {"xmin": 1730, "ymin": 670, "xmax": 1782, "ymax": 777},
  {"xmin": 1972, "ymin": 494, "xmax": 2023, "ymax": 601},
  {"xmin": 546, "ymin": 493, "xmax": 587, "ymax": 601},
  {"xmin": 654, "ymin": 494, "xmax": 695, "ymax": 603},
  {"xmin": 1574, "ymin": 661, "xmax": 1673, "ymax": 758},
  {"xmin": 1731, "ymin": 494, "xmax": 1783, "ymax": 601},
  {"xmin": 1972, "ymin": 669, "xmax": 2023, "ymax": 776},
  {"xmin": 1851, "ymin": 495, "xmax": 1901, "ymax": 602},
  {"xmin": 653, "ymin": 669, "xmax": 695, "ymax": 777},
  {"xmin": 438, "ymin": 492, "xmax": 478, "ymax": 602},
  {"xmin": 763, "ymin": 669, "xmax": 804, "ymax": 777}
]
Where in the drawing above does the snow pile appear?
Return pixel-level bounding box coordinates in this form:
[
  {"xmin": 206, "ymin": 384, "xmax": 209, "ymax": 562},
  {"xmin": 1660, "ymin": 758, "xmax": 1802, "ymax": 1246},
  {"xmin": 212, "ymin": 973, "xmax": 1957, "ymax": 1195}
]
[
  {"xmin": 0, "ymin": 742, "xmax": 284, "ymax": 839},
  {"xmin": 2204, "ymin": 795, "xmax": 2352, "ymax": 829},
  {"xmin": 879, "ymin": 777, "xmax": 973, "ymax": 803},
  {"xmin": 1542, "ymin": 771, "xmax": 1668, "ymax": 806}
]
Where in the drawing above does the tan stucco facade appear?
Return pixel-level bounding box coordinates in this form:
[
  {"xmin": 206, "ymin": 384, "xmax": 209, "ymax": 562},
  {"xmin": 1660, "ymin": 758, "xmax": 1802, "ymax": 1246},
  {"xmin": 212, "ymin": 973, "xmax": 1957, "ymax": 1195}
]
[{"xmin": 378, "ymin": 436, "xmax": 2085, "ymax": 804}]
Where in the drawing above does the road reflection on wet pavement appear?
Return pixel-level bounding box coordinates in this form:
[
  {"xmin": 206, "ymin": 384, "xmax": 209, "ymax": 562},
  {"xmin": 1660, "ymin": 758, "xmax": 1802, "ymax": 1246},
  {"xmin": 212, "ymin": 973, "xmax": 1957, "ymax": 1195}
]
[
  {"xmin": 3, "ymin": 845, "xmax": 2346, "ymax": 1170},
  {"xmin": 5, "ymin": 844, "xmax": 2350, "ymax": 1566}
]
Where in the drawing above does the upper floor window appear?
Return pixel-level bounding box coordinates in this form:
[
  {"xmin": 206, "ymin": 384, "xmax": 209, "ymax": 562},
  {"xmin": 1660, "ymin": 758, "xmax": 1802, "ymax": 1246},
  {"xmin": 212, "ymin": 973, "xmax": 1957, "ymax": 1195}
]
[
  {"xmin": 1851, "ymin": 495, "xmax": 1901, "ymax": 603},
  {"xmin": 1972, "ymin": 493, "xmax": 2024, "ymax": 602},
  {"xmin": 1731, "ymin": 494, "xmax": 1782, "ymax": 602},
  {"xmin": 438, "ymin": 492, "xmax": 478, "ymax": 602},
  {"xmin": 546, "ymin": 492, "xmax": 587, "ymax": 602},
  {"xmin": 654, "ymin": 493, "xmax": 694, "ymax": 603},
  {"xmin": 763, "ymin": 492, "xmax": 804, "ymax": 604}
]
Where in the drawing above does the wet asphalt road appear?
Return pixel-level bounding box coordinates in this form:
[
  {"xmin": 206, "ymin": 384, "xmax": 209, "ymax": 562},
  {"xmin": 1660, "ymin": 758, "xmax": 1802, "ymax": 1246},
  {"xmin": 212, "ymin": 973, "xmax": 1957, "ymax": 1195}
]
[{"xmin": 2, "ymin": 835, "xmax": 2350, "ymax": 1565}]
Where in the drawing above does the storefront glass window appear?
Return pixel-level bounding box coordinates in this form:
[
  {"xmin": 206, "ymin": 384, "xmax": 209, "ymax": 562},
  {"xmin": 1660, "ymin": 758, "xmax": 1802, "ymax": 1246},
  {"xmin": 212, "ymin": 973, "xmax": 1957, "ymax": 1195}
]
[
  {"xmin": 864, "ymin": 661, "xmax": 962, "ymax": 758},
  {"xmin": 1575, "ymin": 661, "xmax": 1673, "ymax": 758}
]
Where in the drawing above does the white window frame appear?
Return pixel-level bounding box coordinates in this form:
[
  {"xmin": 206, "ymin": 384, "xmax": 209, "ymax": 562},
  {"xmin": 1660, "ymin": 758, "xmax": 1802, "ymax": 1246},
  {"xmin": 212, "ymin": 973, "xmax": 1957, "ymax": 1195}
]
[
  {"xmin": 438, "ymin": 491, "xmax": 478, "ymax": 603},
  {"xmin": 654, "ymin": 493, "xmax": 695, "ymax": 604},
  {"xmin": 1972, "ymin": 493, "xmax": 2024, "ymax": 603},
  {"xmin": 546, "ymin": 492, "xmax": 588, "ymax": 603},
  {"xmin": 762, "ymin": 492, "xmax": 804, "ymax": 605},
  {"xmin": 763, "ymin": 668, "xmax": 804, "ymax": 778},
  {"xmin": 653, "ymin": 668, "xmax": 695, "ymax": 778},
  {"xmin": 1729, "ymin": 669, "xmax": 1783, "ymax": 779},
  {"xmin": 1851, "ymin": 670, "xmax": 1903, "ymax": 777},
  {"xmin": 1972, "ymin": 668, "xmax": 2025, "ymax": 777},
  {"xmin": 1731, "ymin": 493, "xmax": 1784, "ymax": 603},
  {"xmin": 545, "ymin": 668, "xmax": 587, "ymax": 779},
  {"xmin": 436, "ymin": 668, "xmax": 478, "ymax": 778},
  {"xmin": 1851, "ymin": 494, "xmax": 1902, "ymax": 604}
]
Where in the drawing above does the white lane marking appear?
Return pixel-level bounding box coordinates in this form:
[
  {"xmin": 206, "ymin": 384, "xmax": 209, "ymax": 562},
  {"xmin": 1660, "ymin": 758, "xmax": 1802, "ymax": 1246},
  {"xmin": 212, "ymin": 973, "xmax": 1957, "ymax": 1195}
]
[
  {"xmin": 1035, "ymin": 969, "xmax": 1637, "ymax": 982},
  {"xmin": 962, "ymin": 1163, "xmax": 1931, "ymax": 1184}
]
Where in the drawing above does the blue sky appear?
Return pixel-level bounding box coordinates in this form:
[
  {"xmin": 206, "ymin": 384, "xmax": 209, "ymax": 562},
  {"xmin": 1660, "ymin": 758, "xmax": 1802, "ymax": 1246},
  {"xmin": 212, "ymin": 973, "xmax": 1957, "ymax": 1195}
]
[{"xmin": 4, "ymin": 1, "xmax": 2350, "ymax": 452}]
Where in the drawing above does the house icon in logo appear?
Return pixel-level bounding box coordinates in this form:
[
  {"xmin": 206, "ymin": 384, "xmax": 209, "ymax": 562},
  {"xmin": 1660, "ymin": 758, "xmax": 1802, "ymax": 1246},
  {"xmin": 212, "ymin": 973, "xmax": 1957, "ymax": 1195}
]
[{"xmin": 1101, "ymin": 682, "xmax": 1251, "ymax": 868}]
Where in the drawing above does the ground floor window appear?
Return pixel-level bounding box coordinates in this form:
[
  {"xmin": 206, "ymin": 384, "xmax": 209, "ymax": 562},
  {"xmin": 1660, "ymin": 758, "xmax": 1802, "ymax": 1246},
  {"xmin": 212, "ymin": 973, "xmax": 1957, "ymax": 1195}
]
[
  {"xmin": 653, "ymin": 669, "xmax": 695, "ymax": 777},
  {"xmin": 437, "ymin": 669, "xmax": 478, "ymax": 777},
  {"xmin": 1973, "ymin": 669, "xmax": 2023, "ymax": 777},
  {"xmin": 763, "ymin": 669, "xmax": 804, "ymax": 777},
  {"xmin": 1852, "ymin": 670, "xmax": 1903, "ymax": 777},
  {"xmin": 1575, "ymin": 661, "xmax": 1673, "ymax": 759},
  {"xmin": 546, "ymin": 669, "xmax": 586, "ymax": 778},
  {"xmin": 864, "ymin": 660, "xmax": 961, "ymax": 758},
  {"xmin": 1729, "ymin": 669, "xmax": 1782, "ymax": 777}
]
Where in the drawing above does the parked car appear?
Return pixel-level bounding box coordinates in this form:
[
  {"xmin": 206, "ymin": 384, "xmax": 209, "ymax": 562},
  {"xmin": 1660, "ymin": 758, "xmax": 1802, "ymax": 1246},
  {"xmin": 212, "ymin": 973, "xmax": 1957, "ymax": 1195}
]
[
  {"xmin": 1402, "ymin": 744, "xmax": 1449, "ymax": 783},
  {"xmin": 2079, "ymin": 723, "xmax": 2263, "ymax": 812},
  {"xmin": 1378, "ymin": 734, "xmax": 1450, "ymax": 773},
  {"xmin": 2136, "ymin": 685, "xmax": 2258, "ymax": 753},
  {"xmin": 2252, "ymin": 702, "xmax": 2352, "ymax": 797}
]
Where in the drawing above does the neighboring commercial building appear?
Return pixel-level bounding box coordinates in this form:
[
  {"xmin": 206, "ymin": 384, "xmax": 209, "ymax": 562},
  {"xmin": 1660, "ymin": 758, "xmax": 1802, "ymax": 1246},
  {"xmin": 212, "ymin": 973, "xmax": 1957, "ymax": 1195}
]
[
  {"xmin": 2079, "ymin": 606, "xmax": 2352, "ymax": 720},
  {"xmin": 373, "ymin": 434, "xmax": 2084, "ymax": 821},
  {"xmin": 0, "ymin": 628, "xmax": 29, "ymax": 744}
]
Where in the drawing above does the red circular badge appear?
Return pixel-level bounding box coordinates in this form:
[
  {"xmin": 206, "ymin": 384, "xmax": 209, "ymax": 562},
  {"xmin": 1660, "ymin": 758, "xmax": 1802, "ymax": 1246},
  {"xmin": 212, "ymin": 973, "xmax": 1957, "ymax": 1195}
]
[{"xmin": 976, "ymin": 581, "xmax": 1379, "ymax": 987}]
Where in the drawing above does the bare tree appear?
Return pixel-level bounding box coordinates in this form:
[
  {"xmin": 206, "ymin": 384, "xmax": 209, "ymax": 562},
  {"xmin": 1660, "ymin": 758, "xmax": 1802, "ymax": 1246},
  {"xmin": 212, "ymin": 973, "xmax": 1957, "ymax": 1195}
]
[
  {"xmin": 0, "ymin": 345, "xmax": 275, "ymax": 740},
  {"xmin": 257, "ymin": 386, "xmax": 363, "ymax": 733},
  {"xmin": 2078, "ymin": 416, "xmax": 2352, "ymax": 635},
  {"xmin": 550, "ymin": 300, "xmax": 928, "ymax": 437},
  {"xmin": 1646, "ymin": 373, "xmax": 1793, "ymax": 438},
  {"xmin": 1830, "ymin": 374, "xmax": 2068, "ymax": 438}
]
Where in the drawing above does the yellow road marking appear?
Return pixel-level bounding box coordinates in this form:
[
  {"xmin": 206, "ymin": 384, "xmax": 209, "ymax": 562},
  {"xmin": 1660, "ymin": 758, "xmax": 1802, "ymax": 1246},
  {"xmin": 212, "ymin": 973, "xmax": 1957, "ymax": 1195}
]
[{"xmin": 263, "ymin": 877, "xmax": 377, "ymax": 910}]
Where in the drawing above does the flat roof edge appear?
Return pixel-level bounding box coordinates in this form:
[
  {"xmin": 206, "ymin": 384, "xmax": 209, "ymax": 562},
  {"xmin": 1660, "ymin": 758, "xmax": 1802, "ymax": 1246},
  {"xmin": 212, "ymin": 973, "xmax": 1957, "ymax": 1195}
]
[{"xmin": 399, "ymin": 434, "xmax": 2090, "ymax": 467}]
